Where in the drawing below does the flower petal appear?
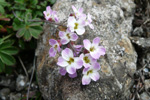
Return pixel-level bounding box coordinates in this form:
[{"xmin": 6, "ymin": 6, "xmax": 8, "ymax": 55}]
[
  {"xmin": 82, "ymin": 75, "xmax": 91, "ymax": 85},
  {"xmin": 83, "ymin": 39, "xmax": 91, "ymax": 50},
  {"xmin": 93, "ymin": 62, "xmax": 100, "ymax": 71},
  {"xmin": 69, "ymin": 72, "xmax": 77, "ymax": 78},
  {"xmin": 67, "ymin": 16, "xmax": 76, "ymax": 28},
  {"xmin": 70, "ymin": 33, "xmax": 78, "ymax": 41},
  {"xmin": 62, "ymin": 48, "xmax": 73, "ymax": 60},
  {"xmin": 59, "ymin": 31, "xmax": 66, "ymax": 38},
  {"xmin": 90, "ymin": 72, "xmax": 100, "ymax": 81},
  {"xmin": 66, "ymin": 65, "xmax": 76, "ymax": 74},
  {"xmin": 78, "ymin": 8, "xmax": 83, "ymax": 13},
  {"xmin": 87, "ymin": 13, "xmax": 92, "ymax": 22},
  {"xmin": 82, "ymin": 67, "xmax": 90, "ymax": 74},
  {"xmin": 90, "ymin": 50, "xmax": 100, "ymax": 59},
  {"xmin": 59, "ymin": 68, "xmax": 67, "ymax": 76},
  {"xmin": 61, "ymin": 38, "xmax": 70, "ymax": 45},
  {"xmin": 57, "ymin": 57, "xmax": 68, "ymax": 67},
  {"xmin": 54, "ymin": 17, "xmax": 59, "ymax": 23},
  {"xmin": 74, "ymin": 58, "xmax": 83, "ymax": 69},
  {"xmin": 72, "ymin": 5, "xmax": 77, "ymax": 13},
  {"xmin": 75, "ymin": 26, "xmax": 85, "ymax": 35},
  {"xmin": 99, "ymin": 46, "xmax": 106, "ymax": 56},
  {"xmin": 49, "ymin": 39, "xmax": 57, "ymax": 46},
  {"xmin": 57, "ymin": 46, "xmax": 61, "ymax": 52},
  {"xmin": 49, "ymin": 47, "xmax": 57, "ymax": 57},
  {"xmin": 92, "ymin": 37, "xmax": 100, "ymax": 47},
  {"xmin": 89, "ymin": 24, "xmax": 94, "ymax": 29},
  {"xmin": 43, "ymin": 11, "xmax": 47, "ymax": 16},
  {"xmin": 74, "ymin": 45, "xmax": 83, "ymax": 52},
  {"xmin": 46, "ymin": 6, "xmax": 52, "ymax": 12},
  {"xmin": 84, "ymin": 63, "xmax": 91, "ymax": 68}
]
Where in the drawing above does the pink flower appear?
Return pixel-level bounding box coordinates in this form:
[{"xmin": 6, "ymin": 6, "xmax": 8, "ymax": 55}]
[
  {"xmin": 85, "ymin": 13, "xmax": 94, "ymax": 29},
  {"xmin": 82, "ymin": 62, "xmax": 100, "ymax": 85},
  {"xmin": 59, "ymin": 67, "xmax": 77, "ymax": 78},
  {"xmin": 49, "ymin": 39, "xmax": 61, "ymax": 57},
  {"xmin": 57, "ymin": 48, "xmax": 83, "ymax": 74},
  {"xmin": 43, "ymin": 6, "xmax": 58, "ymax": 22},
  {"xmin": 73, "ymin": 44, "xmax": 83, "ymax": 56},
  {"xmin": 83, "ymin": 37, "xmax": 106, "ymax": 59},
  {"xmin": 67, "ymin": 16, "xmax": 85, "ymax": 35},
  {"xmin": 59, "ymin": 28, "xmax": 78, "ymax": 45},
  {"xmin": 80, "ymin": 53, "xmax": 97, "ymax": 68},
  {"xmin": 72, "ymin": 5, "xmax": 86, "ymax": 19}
]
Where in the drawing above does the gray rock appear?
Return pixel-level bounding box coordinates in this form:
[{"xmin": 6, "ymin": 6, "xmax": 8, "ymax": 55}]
[
  {"xmin": 16, "ymin": 74, "xmax": 28, "ymax": 91},
  {"xmin": 36, "ymin": 0, "xmax": 137, "ymax": 99},
  {"xmin": 144, "ymin": 79, "xmax": 150, "ymax": 90},
  {"xmin": 132, "ymin": 27, "xmax": 144, "ymax": 37},
  {"xmin": 130, "ymin": 37, "xmax": 150, "ymax": 48},
  {"xmin": 140, "ymin": 92, "xmax": 150, "ymax": 100},
  {"xmin": 9, "ymin": 93, "xmax": 21, "ymax": 100},
  {"xmin": 0, "ymin": 88, "xmax": 10, "ymax": 100},
  {"xmin": 0, "ymin": 76, "xmax": 15, "ymax": 90}
]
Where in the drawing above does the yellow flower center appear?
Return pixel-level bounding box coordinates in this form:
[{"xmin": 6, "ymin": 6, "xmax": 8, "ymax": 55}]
[
  {"xmin": 87, "ymin": 70, "xmax": 93, "ymax": 75},
  {"xmin": 74, "ymin": 23, "xmax": 78, "ymax": 29},
  {"xmin": 90, "ymin": 47, "xmax": 95, "ymax": 52},
  {"xmin": 47, "ymin": 13, "xmax": 50, "ymax": 16},
  {"xmin": 83, "ymin": 56, "xmax": 90, "ymax": 63},
  {"xmin": 67, "ymin": 57, "xmax": 74, "ymax": 64},
  {"xmin": 54, "ymin": 45, "xmax": 57, "ymax": 49},
  {"xmin": 66, "ymin": 33, "xmax": 71, "ymax": 39}
]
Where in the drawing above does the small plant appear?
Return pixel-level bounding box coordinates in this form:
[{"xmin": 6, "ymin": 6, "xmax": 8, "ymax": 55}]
[
  {"xmin": 0, "ymin": 35, "xmax": 18, "ymax": 72},
  {"xmin": 44, "ymin": 6, "xmax": 106, "ymax": 85},
  {"xmin": 0, "ymin": 0, "xmax": 56, "ymax": 73}
]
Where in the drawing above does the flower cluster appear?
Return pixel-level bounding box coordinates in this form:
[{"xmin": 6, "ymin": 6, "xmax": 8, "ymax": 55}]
[
  {"xmin": 44, "ymin": 6, "xmax": 106, "ymax": 85},
  {"xmin": 43, "ymin": 6, "xmax": 58, "ymax": 22}
]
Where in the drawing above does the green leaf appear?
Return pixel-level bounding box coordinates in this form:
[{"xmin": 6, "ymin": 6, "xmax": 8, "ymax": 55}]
[
  {"xmin": 0, "ymin": 52, "xmax": 16, "ymax": 66},
  {"xmin": 16, "ymin": 28, "xmax": 26, "ymax": 38},
  {"xmin": 24, "ymin": 29, "xmax": 32, "ymax": 41},
  {"xmin": 25, "ymin": 12, "xmax": 32, "ymax": 23},
  {"xmin": 0, "ymin": 39, "xmax": 4, "ymax": 45},
  {"xmin": 0, "ymin": 59, "xmax": 5, "ymax": 73},
  {"xmin": 49, "ymin": 0, "xmax": 56, "ymax": 4},
  {"xmin": 0, "ymin": 47, "xmax": 18, "ymax": 55},
  {"xmin": 0, "ymin": 5, "xmax": 5, "ymax": 14},
  {"xmin": 40, "ymin": 1, "xmax": 47, "ymax": 7},
  {"xmin": 0, "ymin": 40, "xmax": 14, "ymax": 49},
  {"xmin": 29, "ymin": 26, "xmax": 43, "ymax": 39},
  {"xmin": 13, "ymin": 18, "xmax": 24, "ymax": 30},
  {"xmin": 15, "ymin": 0, "xmax": 25, "ymax": 4},
  {"xmin": 0, "ymin": 0, "xmax": 8, "ymax": 6},
  {"xmin": 30, "ymin": 0, "xmax": 38, "ymax": 6}
]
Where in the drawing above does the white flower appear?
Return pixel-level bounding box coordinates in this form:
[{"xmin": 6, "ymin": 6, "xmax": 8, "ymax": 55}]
[
  {"xmin": 59, "ymin": 28, "xmax": 78, "ymax": 45},
  {"xmin": 83, "ymin": 37, "xmax": 106, "ymax": 59},
  {"xmin": 82, "ymin": 62, "xmax": 100, "ymax": 85},
  {"xmin": 67, "ymin": 16, "xmax": 85, "ymax": 35},
  {"xmin": 57, "ymin": 48, "xmax": 83, "ymax": 74},
  {"xmin": 80, "ymin": 53, "xmax": 96, "ymax": 68}
]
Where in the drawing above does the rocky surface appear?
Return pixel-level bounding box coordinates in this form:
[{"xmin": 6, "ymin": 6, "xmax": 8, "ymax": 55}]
[{"xmin": 36, "ymin": 0, "xmax": 137, "ymax": 100}]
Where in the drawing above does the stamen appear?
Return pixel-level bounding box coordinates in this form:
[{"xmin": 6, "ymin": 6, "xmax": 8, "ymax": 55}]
[
  {"xmin": 66, "ymin": 33, "xmax": 71, "ymax": 39},
  {"xmin": 74, "ymin": 23, "xmax": 78, "ymax": 29},
  {"xmin": 67, "ymin": 57, "xmax": 74, "ymax": 64},
  {"xmin": 87, "ymin": 70, "xmax": 93, "ymax": 75},
  {"xmin": 90, "ymin": 47, "xmax": 95, "ymax": 52},
  {"xmin": 83, "ymin": 56, "xmax": 90, "ymax": 63}
]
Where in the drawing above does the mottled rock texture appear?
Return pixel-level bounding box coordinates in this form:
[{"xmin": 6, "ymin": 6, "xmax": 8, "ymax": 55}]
[{"xmin": 36, "ymin": 0, "xmax": 137, "ymax": 100}]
